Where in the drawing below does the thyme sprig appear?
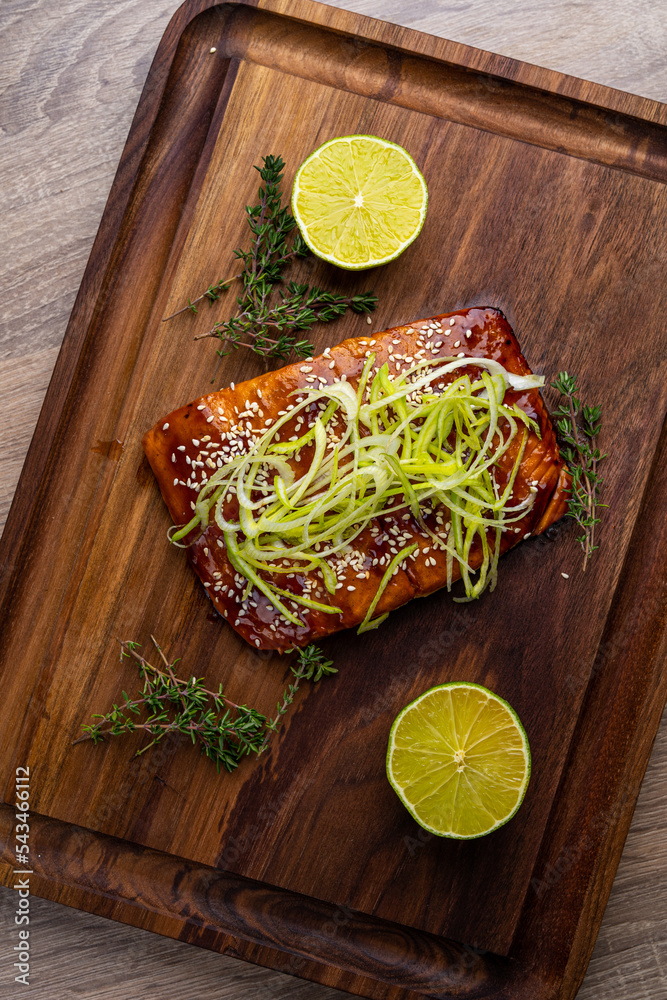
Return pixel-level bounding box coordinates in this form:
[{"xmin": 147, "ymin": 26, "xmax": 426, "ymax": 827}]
[
  {"xmin": 195, "ymin": 282, "xmax": 379, "ymax": 360},
  {"xmin": 264, "ymin": 644, "xmax": 338, "ymax": 738},
  {"xmin": 164, "ymin": 155, "xmax": 378, "ymax": 364},
  {"xmin": 551, "ymin": 371, "xmax": 607, "ymax": 569},
  {"xmin": 163, "ymin": 274, "xmax": 242, "ymax": 322},
  {"xmin": 75, "ymin": 638, "xmax": 336, "ymax": 774}
]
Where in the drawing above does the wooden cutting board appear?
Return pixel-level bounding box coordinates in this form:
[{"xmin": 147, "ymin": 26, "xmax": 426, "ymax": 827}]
[{"xmin": 1, "ymin": 1, "xmax": 666, "ymax": 997}]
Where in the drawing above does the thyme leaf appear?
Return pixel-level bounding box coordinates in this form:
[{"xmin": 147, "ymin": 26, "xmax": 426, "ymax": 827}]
[{"xmin": 550, "ymin": 371, "xmax": 607, "ymax": 570}]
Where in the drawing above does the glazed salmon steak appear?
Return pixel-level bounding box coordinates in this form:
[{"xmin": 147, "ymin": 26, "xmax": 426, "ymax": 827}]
[{"xmin": 143, "ymin": 308, "xmax": 570, "ymax": 651}]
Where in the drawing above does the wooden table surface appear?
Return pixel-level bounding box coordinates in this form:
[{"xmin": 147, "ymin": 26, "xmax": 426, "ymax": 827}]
[{"xmin": 0, "ymin": 1, "xmax": 665, "ymax": 997}]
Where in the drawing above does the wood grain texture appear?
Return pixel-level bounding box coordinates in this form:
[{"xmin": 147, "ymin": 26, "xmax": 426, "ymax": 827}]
[{"xmin": 0, "ymin": 1, "xmax": 664, "ymax": 995}]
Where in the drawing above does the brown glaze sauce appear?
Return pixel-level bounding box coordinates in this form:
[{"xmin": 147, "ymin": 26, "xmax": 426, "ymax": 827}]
[
  {"xmin": 92, "ymin": 438, "xmax": 124, "ymax": 460},
  {"xmin": 142, "ymin": 307, "xmax": 570, "ymax": 651}
]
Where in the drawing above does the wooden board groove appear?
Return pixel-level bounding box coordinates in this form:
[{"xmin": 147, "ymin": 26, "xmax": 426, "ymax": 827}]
[
  {"xmin": 219, "ymin": 5, "xmax": 667, "ymax": 183},
  {"xmin": 1, "ymin": 2, "xmax": 666, "ymax": 998},
  {"xmin": 0, "ymin": 803, "xmax": 526, "ymax": 1000}
]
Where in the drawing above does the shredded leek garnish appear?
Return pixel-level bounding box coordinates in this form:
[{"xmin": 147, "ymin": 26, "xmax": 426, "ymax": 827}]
[{"xmin": 171, "ymin": 355, "xmax": 543, "ymax": 631}]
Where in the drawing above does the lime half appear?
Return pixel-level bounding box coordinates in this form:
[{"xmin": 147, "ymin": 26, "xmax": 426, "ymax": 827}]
[
  {"xmin": 291, "ymin": 135, "xmax": 428, "ymax": 270},
  {"xmin": 387, "ymin": 683, "xmax": 531, "ymax": 839}
]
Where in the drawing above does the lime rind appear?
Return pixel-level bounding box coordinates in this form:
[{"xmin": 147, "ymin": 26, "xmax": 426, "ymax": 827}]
[
  {"xmin": 386, "ymin": 682, "xmax": 531, "ymax": 840},
  {"xmin": 291, "ymin": 135, "xmax": 428, "ymax": 271}
]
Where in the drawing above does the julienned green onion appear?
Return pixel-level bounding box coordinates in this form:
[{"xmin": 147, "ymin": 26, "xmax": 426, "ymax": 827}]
[
  {"xmin": 358, "ymin": 543, "xmax": 418, "ymax": 633},
  {"xmin": 170, "ymin": 355, "xmax": 543, "ymax": 630}
]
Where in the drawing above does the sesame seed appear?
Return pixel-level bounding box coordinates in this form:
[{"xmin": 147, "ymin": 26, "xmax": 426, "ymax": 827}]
[
  {"xmin": 230, "ymin": 382, "xmax": 235, "ymax": 390},
  {"xmin": 457, "ymin": 352, "xmax": 466, "ymax": 358},
  {"xmin": 210, "ymin": 46, "xmax": 217, "ymax": 53},
  {"xmin": 162, "ymin": 422, "xmax": 169, "ymax": 430},
  {"xmin": 366, "ymin": 315, "xmax": 372, "ymax": 324},
  {"xmin": 300, "ymin": 366, "xmax": 313, "ymax": 373},
  {"xmin": 173, "ymin": 478, "xmax": 178, "ymax": 485},
  {"xmin": 197, "ymin": 404, "xmax": 206, "ymax": 411},
  {"xmin": 206, "ymin": 414, "xmax": 215, "ymax": 423},
  {"xmin": 449, "ymin": 318, "xmax": 455, "ymax": 326},
  {"xmin": 453, "ymin": 341, "xmax": 461, "ymax": 348},
  {"xmin": 465, "ymin": 330, "xmax": 472, "ymax": 338},
  {"xmin": 561, "ymin": 572, "xmax": 570, "ymax": 579},
  {"xmin": 347, "ymin": 585, "xmax": 356, "ymax": 592},
  {"xmin": 523, "ymin": 532, "xmax": 531, "ymax": 540}
]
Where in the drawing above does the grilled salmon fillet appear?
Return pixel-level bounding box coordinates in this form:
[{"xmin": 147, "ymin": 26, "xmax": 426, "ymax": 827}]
[{"xmin": 143, "ymin": 307, "xmax": 570, "ymax": 651}]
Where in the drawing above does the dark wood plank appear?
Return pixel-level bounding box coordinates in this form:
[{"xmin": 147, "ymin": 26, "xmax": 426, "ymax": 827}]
[
  {"xmin": 1, "ymin": 1, "xmax": 666, "ymax": 998},
  {"xmin": 0, "ymin": 805, "xmax": 532, "ymax": 1000},
  {"xmin": 0, "ymin": 885, "xmax": 349, "ymax": 1000}
]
